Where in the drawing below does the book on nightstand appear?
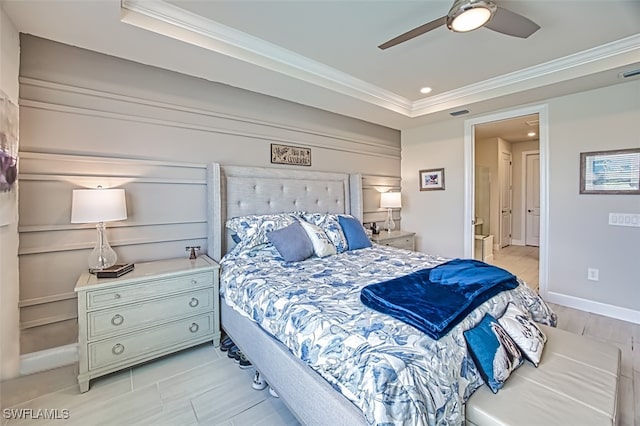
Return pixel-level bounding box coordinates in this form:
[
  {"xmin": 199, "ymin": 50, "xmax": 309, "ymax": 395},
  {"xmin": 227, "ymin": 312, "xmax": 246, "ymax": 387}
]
[{"xmin": 95, "ymin": 263, "xmax": 135, "ymax": 278}]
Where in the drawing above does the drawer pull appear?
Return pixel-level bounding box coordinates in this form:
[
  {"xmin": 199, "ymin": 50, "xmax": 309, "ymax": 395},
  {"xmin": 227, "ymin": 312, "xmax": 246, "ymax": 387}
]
[
  {"xmin": 191, "ymin": 279, "xmax": 197, "ymax": 284},
  {"xmin": 189, "ymin": 323, "xmax": 199, "ymax": 333},
  {"xmin": 111, "ymin": 314, "xmax": 124, "ymax": 326},
  {"xmin": 112, "ymin": 343, "xmax": 125, "ymax": 355},
  {"xmin": 114, "ymin": 293, "xmax": 121, "ymax": 299},
  {"xmin": 189, "ymin": 298, "xmax": 199, "ymax": 308}
]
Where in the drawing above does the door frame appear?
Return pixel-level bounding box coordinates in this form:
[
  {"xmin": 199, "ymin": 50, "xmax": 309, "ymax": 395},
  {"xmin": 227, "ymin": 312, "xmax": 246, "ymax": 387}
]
[{"xmin": 464, "ymin": 104, "xmax": 549, "ymax": 297}]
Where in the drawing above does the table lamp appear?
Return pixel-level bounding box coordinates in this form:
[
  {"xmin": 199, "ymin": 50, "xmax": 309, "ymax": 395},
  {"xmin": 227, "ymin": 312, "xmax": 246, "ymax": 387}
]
[
  {"xmin": 380, "ymin": 191, "xmax": 401, "ymax": 233},
  {"xmin": 71, "ymin": 186, "xmax": 127, "ymax": 272}
]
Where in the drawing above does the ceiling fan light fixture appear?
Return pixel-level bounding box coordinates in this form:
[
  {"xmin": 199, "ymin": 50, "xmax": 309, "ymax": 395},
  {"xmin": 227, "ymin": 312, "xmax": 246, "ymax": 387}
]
[{"xmin": 446, "ymin": 0, "xmax": 497, "ymax": 33}]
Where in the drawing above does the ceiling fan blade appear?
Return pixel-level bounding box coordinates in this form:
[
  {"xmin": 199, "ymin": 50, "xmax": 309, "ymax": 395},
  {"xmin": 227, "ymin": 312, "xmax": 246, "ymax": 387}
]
[
  {"xmin": 485, "ymin": 6, "xmax": 540, "ymax": 38},
  {"xmin": 378, "ymin": 16, "xmax": 447, "ymax": 50}
]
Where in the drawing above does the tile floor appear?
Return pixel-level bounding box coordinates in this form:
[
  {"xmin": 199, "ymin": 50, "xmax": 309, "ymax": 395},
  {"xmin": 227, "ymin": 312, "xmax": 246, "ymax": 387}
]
[
  {"xmin": 490, "ymin": 244, "xmax": 539, "ymax": 291},
  {"xmin": 1, "ymin": 345, "xmax": 298, "ymax": 426}
]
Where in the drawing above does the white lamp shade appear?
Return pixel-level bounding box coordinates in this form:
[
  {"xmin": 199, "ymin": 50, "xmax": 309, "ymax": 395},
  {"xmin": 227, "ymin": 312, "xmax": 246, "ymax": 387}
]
[
  {"xmin": 71, "ymin": 188, "xmax": 127, "ymax": 223},
  {"xmin": 380, "ymin": 191, "xmax": 402, "ymax": 209}
]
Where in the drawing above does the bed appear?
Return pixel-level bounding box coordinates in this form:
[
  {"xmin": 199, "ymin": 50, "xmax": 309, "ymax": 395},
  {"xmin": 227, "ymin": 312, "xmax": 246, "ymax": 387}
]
[{"xmin": 206, "ymin": 163, "xmax": 557, "ymax": 426}]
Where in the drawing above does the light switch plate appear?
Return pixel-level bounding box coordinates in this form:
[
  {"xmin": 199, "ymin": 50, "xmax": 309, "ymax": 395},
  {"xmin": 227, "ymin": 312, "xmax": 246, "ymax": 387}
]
[{"xmin": 608, "ymin": 213, "xmax": 640, "ymax": 227}]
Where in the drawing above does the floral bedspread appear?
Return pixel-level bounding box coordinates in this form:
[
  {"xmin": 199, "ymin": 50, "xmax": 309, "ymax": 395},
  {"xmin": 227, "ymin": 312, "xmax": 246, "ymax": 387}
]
[{"xmin": 220, "ymin": 244, "xmax": 556, "ymax": 425}]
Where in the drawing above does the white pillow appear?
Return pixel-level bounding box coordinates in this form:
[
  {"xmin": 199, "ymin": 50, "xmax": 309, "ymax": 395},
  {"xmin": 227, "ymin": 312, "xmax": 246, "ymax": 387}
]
[
  {"xmin": 302, "ymin": 213, "xmax": 348, "ymax": 253},
  {"xmin": 299, "ymin": 220, "xmax": 336, "ymax": 257},
  {"xmin": 498, "ymin": 303, "xmax": 547, "ymax": 367}
]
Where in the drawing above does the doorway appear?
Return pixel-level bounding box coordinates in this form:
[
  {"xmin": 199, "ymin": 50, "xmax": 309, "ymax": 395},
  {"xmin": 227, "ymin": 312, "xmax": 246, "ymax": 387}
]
[{"xmin": 464, "ymin": 105, "xmax": 549, "ymax": 296}]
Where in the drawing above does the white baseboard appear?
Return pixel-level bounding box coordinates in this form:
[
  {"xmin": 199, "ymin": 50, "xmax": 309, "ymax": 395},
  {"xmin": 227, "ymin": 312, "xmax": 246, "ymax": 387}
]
[
  {"xmin": 20, "ymin": 343, "xmax": 78, "ymax": 376},
  {"xmin": 511, "ymin": 239, "xmax": 525, "ymax": 246},
  {"xmin": 547, "ymin": 292, "xmax": 640, "ymax": 325}
]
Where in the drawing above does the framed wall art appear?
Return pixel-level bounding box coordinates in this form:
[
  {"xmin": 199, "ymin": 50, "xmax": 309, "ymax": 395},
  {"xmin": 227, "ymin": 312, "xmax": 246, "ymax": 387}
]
[
  {"xmin": 271, "ymin": 144, "xmax": 311, "ymax": 167},
  {"xmin": 0, "ymin": 91, "xmax": 18, "ymax": 226},
  {"xmin": 419, "ymin": 168, "xmax": 445, "ymax": 191},
  {"xmin": 580, "ymin": 148, "xmax": 640, "ymax": 194}
]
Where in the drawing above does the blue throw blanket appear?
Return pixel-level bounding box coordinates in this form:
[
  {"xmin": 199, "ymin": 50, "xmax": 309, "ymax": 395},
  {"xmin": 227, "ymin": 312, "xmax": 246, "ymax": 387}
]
[{"xmin": 360, "ymin": 259, "xmax": 519, "ymax": 340}]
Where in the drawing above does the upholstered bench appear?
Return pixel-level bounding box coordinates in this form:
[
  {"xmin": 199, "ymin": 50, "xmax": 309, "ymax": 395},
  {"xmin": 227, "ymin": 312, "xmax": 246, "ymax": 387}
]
[{"xmin": 466, "ymin": 324, "xmax": 621, "ymax": 426}]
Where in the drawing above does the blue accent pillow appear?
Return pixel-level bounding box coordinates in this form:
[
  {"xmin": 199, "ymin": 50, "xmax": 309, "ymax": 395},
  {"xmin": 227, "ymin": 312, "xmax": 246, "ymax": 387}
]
[
  {"xmin": 266, "ymin": 221, "xmax": 314, "ymax": 262},
  {"xmin": 464, "ymin": 313, "xmax": 524, "ymax": 393},
  {"xmin": 338, "ymin": 215, "xmax": 372, "ymax": 251}
]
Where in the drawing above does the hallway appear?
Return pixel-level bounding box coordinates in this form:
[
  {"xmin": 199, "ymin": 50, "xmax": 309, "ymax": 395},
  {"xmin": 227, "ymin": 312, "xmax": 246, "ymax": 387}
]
[{"xmin": 490, "ymin": 245, "xmax": 539, "ymax": 292}]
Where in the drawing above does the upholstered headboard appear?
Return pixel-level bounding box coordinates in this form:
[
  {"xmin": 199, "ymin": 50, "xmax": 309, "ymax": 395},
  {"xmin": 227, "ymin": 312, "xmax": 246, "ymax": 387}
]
[{"xmin": 207, "ymin": 163, "xmax": 363, "ymax": 261}]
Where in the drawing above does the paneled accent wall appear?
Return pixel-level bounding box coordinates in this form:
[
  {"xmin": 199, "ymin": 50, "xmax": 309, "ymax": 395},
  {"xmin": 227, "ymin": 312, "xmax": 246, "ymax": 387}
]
[
  {"xmin": 17, "ymin": 35, "xmax": 402, "ymax": 354},
  {"xmin": 18, "ymin": 36, "xmax": 401, "ymax": 172},
  {"xmin": 18, "ymin": 153, "xmax": 208, "ymax": 353}
]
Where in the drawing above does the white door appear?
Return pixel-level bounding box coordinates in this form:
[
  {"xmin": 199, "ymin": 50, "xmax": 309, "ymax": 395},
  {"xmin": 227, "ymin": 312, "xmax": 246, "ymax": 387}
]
[
  {"xmin": 500, "ymin": 152, "xmax": 512, "ymax": 248},
  {"xmin": 525, "ymin": 153, "xmax": 540, "ymax": 246}
]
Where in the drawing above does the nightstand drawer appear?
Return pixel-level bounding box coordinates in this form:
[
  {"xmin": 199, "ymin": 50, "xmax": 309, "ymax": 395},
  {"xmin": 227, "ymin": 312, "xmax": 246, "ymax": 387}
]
[
  {"xmin": 86, "ymin": 272, "xmax": 213, "ymax": 310},
  {"xmin": 87, "ymin": 288, "xmax": 214, "ymax": 340},
  {"xmin": 88, "ymin": 313, "xmax": 214, "ymax": 370},
  {"xmin": 383, "ymin": 237, "xmax": 414, "ymax": 250},
  {"xmin": 371, "ymin": 231, "xmax": 415, "ymax": 251}
]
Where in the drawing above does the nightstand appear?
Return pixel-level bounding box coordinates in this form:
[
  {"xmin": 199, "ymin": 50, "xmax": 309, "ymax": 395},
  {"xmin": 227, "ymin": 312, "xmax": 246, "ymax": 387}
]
[
  {"xmin": 74, "ymin": 256, "xmax": 220, "ymax": 392},
  {"xmin": 371, "ymin": 230, "xmax": 416, "ymax": 250}
]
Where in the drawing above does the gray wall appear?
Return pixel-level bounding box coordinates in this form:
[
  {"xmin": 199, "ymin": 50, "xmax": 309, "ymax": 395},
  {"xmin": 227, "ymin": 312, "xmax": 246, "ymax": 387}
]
[
  {"xmin": 402, "ymin": 80, "xmax": 640, "ymax": 321},
  {"xmin": 0, "ymin": 2, "xmax": 21, "ymax": 380},
  {"xmin": 17, "ymin": 35, "xmax": 401, "ymax": 355}
]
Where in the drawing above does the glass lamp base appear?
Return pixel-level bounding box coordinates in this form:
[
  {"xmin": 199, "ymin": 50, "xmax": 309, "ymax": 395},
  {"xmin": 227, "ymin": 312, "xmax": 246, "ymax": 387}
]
[
  {"xmin": 384, "ymin": 208, "xmax": 396, "ymax": 233},
  {"xmin": 88, "ymin": 222, "xmax": 118, "ymax": 272}
]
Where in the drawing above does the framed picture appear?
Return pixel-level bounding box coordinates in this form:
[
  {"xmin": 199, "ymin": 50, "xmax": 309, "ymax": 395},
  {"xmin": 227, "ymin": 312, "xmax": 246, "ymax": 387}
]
[
  {"xmin": 0, "ymin": 91, "xmax": 18, "ymax": 227},
  {"xmin": 580, "ymin": 148, "xmax": 640, "ymax": 194},
  {"xmin": 271, "ymin": 143, "xmax": 311, "ymax": 166},
  {"xmin": 419, "ymin": 168, "xmax": 445, "ymax": 191}
]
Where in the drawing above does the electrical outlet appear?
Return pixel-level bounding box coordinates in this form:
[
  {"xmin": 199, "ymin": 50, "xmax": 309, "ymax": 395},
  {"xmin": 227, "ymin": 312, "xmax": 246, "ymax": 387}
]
[{"xmin": 587, "ymin": 268, "xmax": 599, "ymax": 281}]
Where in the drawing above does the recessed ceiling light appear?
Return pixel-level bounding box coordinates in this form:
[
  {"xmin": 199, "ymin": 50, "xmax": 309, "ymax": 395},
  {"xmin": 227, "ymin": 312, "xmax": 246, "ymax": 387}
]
[
  {"xmin": 420, "ymin": 87, "xmax": 432, "ymax": 94},
  {"xmin": 528, "ymin": 131, "xmax": 536, "ymax": 137}
]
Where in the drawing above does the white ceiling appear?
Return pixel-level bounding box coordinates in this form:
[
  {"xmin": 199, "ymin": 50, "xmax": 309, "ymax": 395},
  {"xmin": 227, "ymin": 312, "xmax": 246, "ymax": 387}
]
[{"xmin": 3, "ymin": 0, "xmax": 640, "ymax": 130}]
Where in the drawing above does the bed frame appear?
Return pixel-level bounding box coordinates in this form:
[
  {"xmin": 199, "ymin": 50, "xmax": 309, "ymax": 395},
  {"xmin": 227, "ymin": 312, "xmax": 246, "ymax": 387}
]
[{"xmin": 206, "ymin": 163, "xmax": 368, "ymax": 426}]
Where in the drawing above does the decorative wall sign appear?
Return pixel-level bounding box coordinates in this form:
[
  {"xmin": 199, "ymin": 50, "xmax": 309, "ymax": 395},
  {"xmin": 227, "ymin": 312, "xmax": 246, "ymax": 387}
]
[
  {"xmin": 0, "ymin": 91, "xmax": 18, "ymax": 226},
  {"xmin": 419, "ymin": 168, "xmax": 445, "ymax": 191},
  {"xmin": 580, "ymin": 148, "xmax": 640, "ymax": 194},
  {"xmin": 271, "ymin": 144, "xmax": 311, "ymax": 167}
]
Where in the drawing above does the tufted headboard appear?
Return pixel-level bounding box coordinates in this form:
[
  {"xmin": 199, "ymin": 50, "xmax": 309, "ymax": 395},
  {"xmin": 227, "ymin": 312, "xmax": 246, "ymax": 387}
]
[{"xmin": 207, "ymin": 163, "xmax": 363, "ymax": 261}]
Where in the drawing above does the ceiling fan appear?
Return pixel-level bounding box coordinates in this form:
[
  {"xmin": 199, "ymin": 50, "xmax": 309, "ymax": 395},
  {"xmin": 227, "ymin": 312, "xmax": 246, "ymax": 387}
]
[{"xmin": 378, "ymin": 0, "xmax": 540, "ymax": 50}]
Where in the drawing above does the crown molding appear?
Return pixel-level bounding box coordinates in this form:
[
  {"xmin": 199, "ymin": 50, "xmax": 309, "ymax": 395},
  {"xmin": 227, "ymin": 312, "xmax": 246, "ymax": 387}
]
[
  {"xmin": 411, "ymin": 33, "xmax": 640, "ymax": 116},
  {"xmin": 121, "ymin": 0, "xmax": 640, "ymax": 119},
  {"xmin": 120, "ymin": 0, "xmax": 412, "ymax": 115}
]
